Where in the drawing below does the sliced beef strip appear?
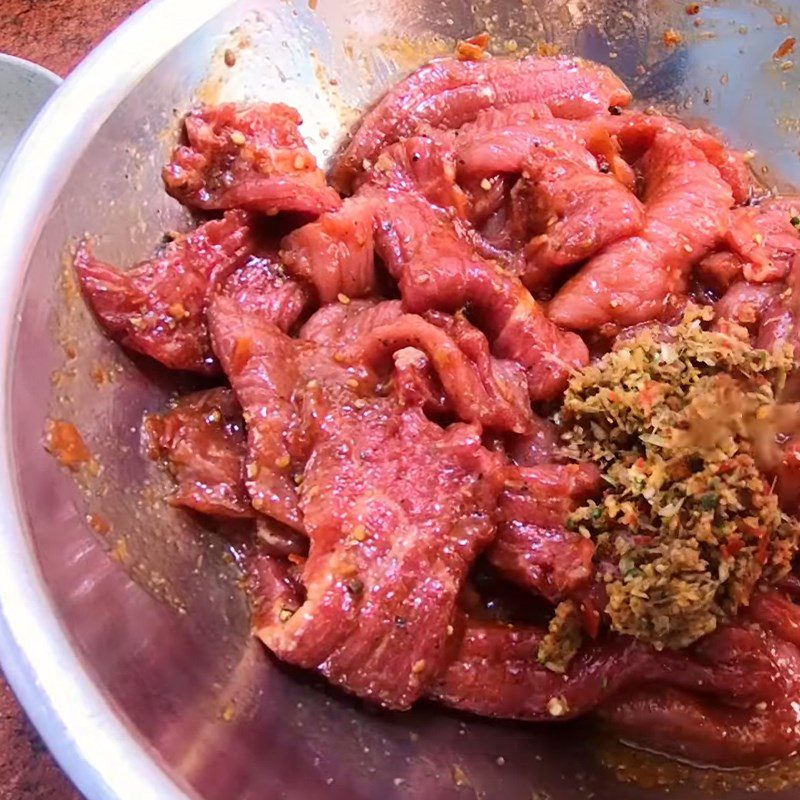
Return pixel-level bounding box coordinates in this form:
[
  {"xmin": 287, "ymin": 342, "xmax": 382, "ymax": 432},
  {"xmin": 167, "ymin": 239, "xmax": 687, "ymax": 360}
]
[
  {"xmin": 390, "ymin": 346, "xmax": 451, "ymax": 416},
  {"xmin": 280, "ymin": 198, "xmax": 377, "ymax": 304},
  {"xmin": 598, "ymin": 110, "xmax": 756, "ymax": 205},
  {"xmin": 501, "ymin": 417, "xmax": 563, "ymax": 466},
  {"xmin": 75, "ymin": 210, "xmax": 256, "ymax": 374},
  {"xmin": 362, "ymin": 136, "xmax": 589, "ymax": 400},
  {"xmin": 332, "ymin": 55, "xmax": 632, "ymax": 188},
  {"xmin": 511, "ymin": 148, "xmax": 645, "ymax": 292},
  {"xmin": 221, "ymin": 255, "xmax": 313, "ymax": 333},
  {"xmin": 163, "ymin": 103, "xmax": 341, "ymax": 216},
  {"xmin": 698, "ymin": 198, "xmax": 800, "ymax": 291},
  {"xmin": 208, "ymin": 293, "xmax": 371, "ymax": 531},
  {"xmin": 548, "ymin": 132, "xmax": 733, "ymax": 332},
  {"xmin": 714, "ymin": 281, "xmax": 783, "ymax": 334},
  {"xmin": 487, "ymin": 463, "xmax": 602, "ymax": 603},
  {"xmin": 299, "ymin": 299, "xmax": 405, "ymax": 345},
  {"xmin": 433, "ymin": 614, "xmax": 800, "ymax": 768},
  {"xmin": 143, "ymin": 387, "xmax": 254, "ymax": 519},
  {"xmin": 254, "ymin": 392, "xmax": 505, "ymax": 709},
  {"xmin": 281, "ymin": 135, "xmax": 468, "ymax": 304},
  {"xmin": 755, "ymin": 252, "xmax": 800, "ymax": 356},
  {"xmin": 696, "ymin": 250, "xmax": 747, "ymax": 295},
  {"xmin": 454, "ymin": 112, "xmax": 598, "ymax": 179},
  {"xmin": 599, "ymin": 608, "xmax": 800, "ymax": 768},
  {"xmin": 346, "ymin": 310, "xmax": 533, "ymax": 432}
]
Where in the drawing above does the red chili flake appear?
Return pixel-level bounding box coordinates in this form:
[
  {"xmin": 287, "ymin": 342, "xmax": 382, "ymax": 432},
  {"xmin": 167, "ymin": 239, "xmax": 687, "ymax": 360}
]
[
  {"xmin": 231, "ymin": 337, "xmax": 253, "ymax": 373},
  {"xmin": 535, "ymin": 41, "xmax": 561, "ymax": 57},
  {"xmin": 686, "ymin": 2, "xmax": 701, "ymax": 14},
  {"xmin": 757, "ymin": 535, "xmax": 770, "ymax": 565},
  {"xmin": 87, "ymin": 513, "xmax": 111, "ymax": 535},
  {"xmin": 223, "ymin": 49, "xmax": 237, "ymax": 67},
  {"xmin": 774, "ymin": 36, "xmax": 796, "ymax": 59},
  {"xmin": 663, "ymin": 28, "xmax": 684, "ymax": 48},
  {"xmin": 724, "ymin": 536, "xmax": 744, "ymax": 557},
  {"xmin": 456, "ymin": 32, "xmax": 490, "ymax": 61},
  {"xmin": 741, "ymin": 521, "xmax": 769, "ymax": 562},
  {"xmin": 638, "ymin": 381, "xmax": 662, "ymax": 411},
  {"xmin": 580, "ymin": 601, "xmax": 601, "ymax": 639},
  {"xmin": 623, "ymin": 511, "xmax": 640, "ymax": 527},
  {"xmin": 44, "ymin": 419, "xmax": 91, "ymax": 470}
]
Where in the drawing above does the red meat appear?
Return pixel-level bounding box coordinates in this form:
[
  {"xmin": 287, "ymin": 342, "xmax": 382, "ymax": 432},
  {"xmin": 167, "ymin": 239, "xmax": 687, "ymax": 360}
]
[
  {"xmin": 511, "ymin": 148, "xmax": 645, "ymax": 292},
  {"xmin": 299, "ymin": 299, "xmax": 404, "ymax": 345},
  {"xmin": 347, "ymin": 311, "xmax": 533, "ymax": 432},
  {"xmin": 601, "ymin": 618, "xmax": 800, "ymax": 768},
  {"xmin": 769, "ymin": 436, "xmax": 800, "ymax": 518},
  {"xmin": 748, "ymin": 590, "xmax": 800, "ymax": 647},
  {"xmin": 75, "ymin": 210, "xmax": 255, "ymax": 373},
  {"xmin": 209, "ymin": 299, "xmax": 306, "ymax": 529},
  {"xmin": 502, "ymin": 416, "xmax": 563, "ymax": 466},
  {"xmin": 363, "ymin": 141, "xmax": 588, "ymax": 399},
  {"xmin": 75, "ymin": 56, "xmax": 800, "ymax": 770},
  {"xmin": 143, "ymin": 388, "xmax": 253, "ymax": 518},
  {"xmin": 696, "ymin": 250, "xmax": 746, "ymax": 294},
  {"xmin": 464, "ymin": 173, "xmax": 512, "ymax": 233},
  {"xmin": 549, "ymin": 132, "xmax": 733, "ymax": 331},
  {"xmin": 714, "ymin": 281, "xmax": 782, "ymax": 333},
  {"xmin": 333, "ymin": 56, "xmax": 632, "ymax": 187},
  {"xmin": 488, "ymin": 524, "xmax": 595, "ymax": 604},
  {"xmin": 163, "ymin": 103, "xmax": 341, "ymax": 216},
  {"xmin": 208, "ymin": 294, "xmax": 370, "ymax": 530},
  {"xmin": 454, "ymin": 115, "xmax": 597, "ymax": 180},
  {"xmin": 256, "ymin": 396, "xmax": 504, "ymax": 708},
  {"xmin": 375, "ymin": 188, "xmax": 588, "ymax": 398},
  {"xmin": 499, "ymin": 463, "xmax": 602, "ymax": 528},
  {"xmin": 723, "ymin": 198, "xmax": 800, "ymax": 283},
  {"xmin": 755, "ymin": 253, "xmax": 800, "ymax": 356},
  {"xmin": 359, "ymin": 134, "xmax": 469, "ymax": 214},
  {"xmin": 599, "ymin": 110, "xmax": 755, "ymax": 204},
  {"xmin": 280, "ymin": 198, "xmax": 377, "ymax": 303},
  {"xmin": 487, "ymin": 463, "xmax": 602, "ymax": 601},
  {"xmin": 434, "ymin": 620, "xmax": 800, "ymax": 767},
  {"xmin": 390, "ymin": 346, "xmax": 451, "ymax": 415},
  {"xmin": 221, "ymin": 255, "xmax": 312, "ymax": 333},
  {"xmin": 601, "ymin": 684, "xmax": 800, "ymax": 768}
]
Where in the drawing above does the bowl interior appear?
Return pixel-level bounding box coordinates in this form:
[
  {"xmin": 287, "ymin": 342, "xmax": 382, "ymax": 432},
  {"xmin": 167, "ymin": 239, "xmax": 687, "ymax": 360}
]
[{"xmin": 8, "ymin": 0, "xmax": 800, "ymax": 798}]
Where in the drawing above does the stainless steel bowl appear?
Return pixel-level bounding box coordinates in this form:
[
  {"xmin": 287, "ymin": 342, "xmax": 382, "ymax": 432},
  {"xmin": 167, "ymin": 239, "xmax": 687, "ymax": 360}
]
[
  {"xmin": 0, "ymin": 54, "xmax": 61, "ymax": 175},
  {"xmin": 0, "ymin": 1, "xmax": 798, "ymax": 798}
]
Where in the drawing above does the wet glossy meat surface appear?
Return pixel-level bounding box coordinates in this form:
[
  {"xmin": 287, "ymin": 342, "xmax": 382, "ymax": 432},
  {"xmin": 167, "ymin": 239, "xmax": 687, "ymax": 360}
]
[
  {"xmin": 143, "ymin": 388, "xmax": 253, "ymax": 518},
  {"xmin": 74, "ymin": 52, "xmax": 800, "ymax": 769},
  {"xmin": 163, "ymin": 103, "xmax": 341, "ymax": 216}
]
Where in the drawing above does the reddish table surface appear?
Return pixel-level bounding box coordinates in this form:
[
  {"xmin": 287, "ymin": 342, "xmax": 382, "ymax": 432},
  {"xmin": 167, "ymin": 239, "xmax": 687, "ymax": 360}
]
[{"xmin": 1, "ymin": 4, "xmax": 147, "ymax": 797}]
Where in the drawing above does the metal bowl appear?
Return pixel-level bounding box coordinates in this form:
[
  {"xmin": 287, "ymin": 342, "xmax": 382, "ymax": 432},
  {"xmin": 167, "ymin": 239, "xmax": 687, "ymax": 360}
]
[
  {"xmin": 0, "ymin": 1, "xmax": 797, "ymax": 798},
  {"xmin": 0, "ymin": 54, "xmax": 61, "ymax": 176}
]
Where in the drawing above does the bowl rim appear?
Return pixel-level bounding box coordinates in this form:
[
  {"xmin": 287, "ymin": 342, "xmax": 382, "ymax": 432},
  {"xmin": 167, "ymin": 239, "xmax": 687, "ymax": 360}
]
[
  {"xmin": 0, "ymin": 2, "xmax": 238, "ymax": 798},
  {"xmin": 0, "ymin": 53, "xmax": 62, "ymax": 88}
]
